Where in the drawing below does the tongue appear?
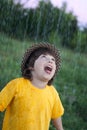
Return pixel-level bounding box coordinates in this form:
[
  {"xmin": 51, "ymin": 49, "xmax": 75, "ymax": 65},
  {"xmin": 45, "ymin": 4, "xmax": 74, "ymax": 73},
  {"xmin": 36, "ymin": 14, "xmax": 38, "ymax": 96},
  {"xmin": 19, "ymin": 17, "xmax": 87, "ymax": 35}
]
[{"xmin": 44, "ymin": 67, "xmax": 52, "ymax": 74}]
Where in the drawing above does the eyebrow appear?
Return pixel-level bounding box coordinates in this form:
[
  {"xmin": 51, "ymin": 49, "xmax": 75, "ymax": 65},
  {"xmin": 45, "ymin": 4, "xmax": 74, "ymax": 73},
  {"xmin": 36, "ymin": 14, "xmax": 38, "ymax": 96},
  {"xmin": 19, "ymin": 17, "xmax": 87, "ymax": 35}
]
[{"xmin": 41, "ymin": 54, "xmax": 55, "ymax": 59}]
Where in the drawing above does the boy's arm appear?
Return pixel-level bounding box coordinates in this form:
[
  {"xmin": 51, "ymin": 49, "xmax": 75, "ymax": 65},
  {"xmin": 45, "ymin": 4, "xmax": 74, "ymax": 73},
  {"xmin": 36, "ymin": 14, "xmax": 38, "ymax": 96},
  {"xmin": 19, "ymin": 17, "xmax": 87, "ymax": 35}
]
[
  {"xmin": 52, "ymin": 117, "xmax": 64, "ymax": 130},
  {"xmin": 0, "ymin": 79, "xmax": 17, "ymax": 112}
]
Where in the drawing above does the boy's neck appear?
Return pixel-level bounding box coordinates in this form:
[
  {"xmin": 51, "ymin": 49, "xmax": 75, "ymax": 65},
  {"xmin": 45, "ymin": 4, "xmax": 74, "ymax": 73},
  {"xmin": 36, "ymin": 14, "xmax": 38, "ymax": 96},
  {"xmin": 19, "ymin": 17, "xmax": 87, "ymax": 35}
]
[{"xmin": 31, "ymin": 78, "xmax": 48, "ymax": 89}]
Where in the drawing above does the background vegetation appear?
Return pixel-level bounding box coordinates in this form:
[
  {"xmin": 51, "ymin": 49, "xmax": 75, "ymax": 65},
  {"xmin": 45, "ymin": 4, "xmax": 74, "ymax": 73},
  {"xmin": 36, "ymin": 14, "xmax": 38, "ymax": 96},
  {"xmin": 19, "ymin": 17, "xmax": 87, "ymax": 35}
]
[{"xmin": 0, "ymin": 0, "xmax": 87, "ymax": 130}]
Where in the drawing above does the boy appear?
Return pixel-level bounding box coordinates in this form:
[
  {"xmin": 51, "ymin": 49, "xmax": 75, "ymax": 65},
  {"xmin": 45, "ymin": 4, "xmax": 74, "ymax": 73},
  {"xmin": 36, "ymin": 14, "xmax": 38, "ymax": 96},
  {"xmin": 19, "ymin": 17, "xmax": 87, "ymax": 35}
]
[{"xmin": 0, "ymin": 43, "xmax": 64, "ymax": 130}]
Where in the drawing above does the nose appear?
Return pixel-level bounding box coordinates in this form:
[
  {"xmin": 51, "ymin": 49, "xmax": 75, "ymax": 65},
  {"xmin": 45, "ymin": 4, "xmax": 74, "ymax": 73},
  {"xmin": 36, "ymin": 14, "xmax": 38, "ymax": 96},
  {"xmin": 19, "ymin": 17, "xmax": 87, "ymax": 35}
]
[{"xmin": 47, "ymin": 58, "xmax": 53, "ymax": 63}]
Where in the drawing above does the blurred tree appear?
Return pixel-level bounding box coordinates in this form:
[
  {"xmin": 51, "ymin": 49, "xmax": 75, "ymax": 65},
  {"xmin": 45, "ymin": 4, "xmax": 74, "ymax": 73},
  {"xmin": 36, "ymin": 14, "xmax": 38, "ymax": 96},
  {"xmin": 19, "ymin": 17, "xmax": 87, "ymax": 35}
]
[{"xmin": 0, "ymin": 0, "xmax": 87, "ymax": 51}]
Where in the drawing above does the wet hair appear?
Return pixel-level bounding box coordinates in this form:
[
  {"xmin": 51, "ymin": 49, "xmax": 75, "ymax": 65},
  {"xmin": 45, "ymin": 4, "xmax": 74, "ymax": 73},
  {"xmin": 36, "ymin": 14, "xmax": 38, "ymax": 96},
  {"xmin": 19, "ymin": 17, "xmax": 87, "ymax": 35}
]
[{"xmin": 22, "ymin": 47, "xmax": 56, "ymax": 85}]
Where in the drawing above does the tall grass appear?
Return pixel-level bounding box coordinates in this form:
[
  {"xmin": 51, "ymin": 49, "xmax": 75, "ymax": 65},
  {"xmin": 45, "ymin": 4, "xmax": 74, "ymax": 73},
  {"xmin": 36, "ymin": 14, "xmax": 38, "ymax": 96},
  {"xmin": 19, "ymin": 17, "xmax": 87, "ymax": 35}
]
[{"xmin": 0, "ymin": 33, "xmax": 87, "ymax": 130}]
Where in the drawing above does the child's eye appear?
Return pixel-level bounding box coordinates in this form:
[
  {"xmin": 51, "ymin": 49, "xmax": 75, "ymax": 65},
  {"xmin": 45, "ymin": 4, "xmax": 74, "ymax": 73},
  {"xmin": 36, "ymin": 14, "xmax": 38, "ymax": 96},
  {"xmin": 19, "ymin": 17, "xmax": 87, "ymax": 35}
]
[
  {"xmin": 51, "ymin": 58, "xmax": 55, "ymax": 62},
  {"xmin": 42, "ymin": 55, "xmax": 46, "ymax": 58}
]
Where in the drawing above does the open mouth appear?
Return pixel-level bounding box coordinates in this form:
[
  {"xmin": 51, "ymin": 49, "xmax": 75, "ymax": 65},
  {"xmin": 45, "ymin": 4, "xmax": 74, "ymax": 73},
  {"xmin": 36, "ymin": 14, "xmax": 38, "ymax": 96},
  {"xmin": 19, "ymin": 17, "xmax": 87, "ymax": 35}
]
[{"xmin": 44, "ymin": 66, "xmax": 52, "ymax": 74}]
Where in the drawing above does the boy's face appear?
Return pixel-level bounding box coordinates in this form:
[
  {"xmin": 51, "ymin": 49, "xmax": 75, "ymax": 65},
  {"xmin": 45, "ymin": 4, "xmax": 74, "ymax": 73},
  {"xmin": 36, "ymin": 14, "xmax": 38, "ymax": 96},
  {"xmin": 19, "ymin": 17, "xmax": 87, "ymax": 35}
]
[{"xmin": 31, "ymin": 54, "xmax": 56, "ymax": 83}]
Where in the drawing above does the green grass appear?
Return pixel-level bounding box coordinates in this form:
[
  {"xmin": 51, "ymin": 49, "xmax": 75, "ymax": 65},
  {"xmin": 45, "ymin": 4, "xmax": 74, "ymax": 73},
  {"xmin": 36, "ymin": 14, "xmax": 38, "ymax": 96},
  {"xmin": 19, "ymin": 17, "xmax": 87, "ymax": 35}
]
[{"xmin": 0, "ymin": 33, "xmax": 87, "ymax": 130}]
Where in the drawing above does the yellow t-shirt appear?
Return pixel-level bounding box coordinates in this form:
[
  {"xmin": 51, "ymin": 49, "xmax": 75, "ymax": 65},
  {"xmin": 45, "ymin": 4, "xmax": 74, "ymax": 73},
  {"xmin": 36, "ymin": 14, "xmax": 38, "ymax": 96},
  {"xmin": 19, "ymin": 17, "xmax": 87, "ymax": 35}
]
[{"xmin": 0, "ymin": 78, "xmax": 64, "ymax": 130}]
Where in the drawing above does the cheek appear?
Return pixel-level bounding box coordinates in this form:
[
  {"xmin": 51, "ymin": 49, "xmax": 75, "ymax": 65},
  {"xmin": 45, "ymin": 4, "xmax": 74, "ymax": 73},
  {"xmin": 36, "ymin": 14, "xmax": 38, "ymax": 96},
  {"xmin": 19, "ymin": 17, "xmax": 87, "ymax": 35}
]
[
  {"xmin": 34, "ymin": 60, "xmax": 43, "ymax": 70},
  {"xmin": 53, "ymin": 68, "xmax": 56, "ymax": 75},
  {"xmin": 53, "ymin": 64, "xmax": 56, "ymax": 74},
  {"xmin": 53, "ymin": 63, "xmax": 56, "ymax": 70}
]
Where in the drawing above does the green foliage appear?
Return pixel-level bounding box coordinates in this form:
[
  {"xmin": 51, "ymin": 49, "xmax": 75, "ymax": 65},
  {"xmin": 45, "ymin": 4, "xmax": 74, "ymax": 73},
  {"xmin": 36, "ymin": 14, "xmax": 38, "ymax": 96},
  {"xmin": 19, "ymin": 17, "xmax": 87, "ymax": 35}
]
[
  {"xmin": 1, "ymin": 0, "xmax": 85, "ymax": 51},
  {"xmin": 0, "ymin": 34, "xmax": 87, "ymax": 130},
  {"xmin": 54, "ymin": 48, "xmax": 87, "ymax": 130},
  {"xmin": 0, "ymin": 0, "xmax": 87, "ymax": 52}
]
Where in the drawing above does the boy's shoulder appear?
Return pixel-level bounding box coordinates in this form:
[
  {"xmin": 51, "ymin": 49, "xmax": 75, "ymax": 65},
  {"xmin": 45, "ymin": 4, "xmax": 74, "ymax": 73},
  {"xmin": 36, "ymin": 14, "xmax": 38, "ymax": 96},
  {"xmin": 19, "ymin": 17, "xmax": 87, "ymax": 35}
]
[
  {"xmin": 7, "ymin": 77, "xmax": 26, "ymax": 85},
  {"xmin": 5, "ymin": 77, "xmax": 29, "ymax": 90},
  {"xmin": 48, "ymin": 85, "xmax": 59, "ymax": 95},
  {"xmin": 8, "ymin": 77, "xmax": 23, "ymax": 82}
]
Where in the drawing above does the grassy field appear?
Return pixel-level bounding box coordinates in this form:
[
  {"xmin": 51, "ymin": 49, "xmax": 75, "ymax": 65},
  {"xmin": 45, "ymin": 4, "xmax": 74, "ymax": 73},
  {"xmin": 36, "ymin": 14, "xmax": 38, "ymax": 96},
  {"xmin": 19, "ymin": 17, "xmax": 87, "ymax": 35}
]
[{"xmin": 0, "ymin": 33, "xmax": 87, "ymax": 130}]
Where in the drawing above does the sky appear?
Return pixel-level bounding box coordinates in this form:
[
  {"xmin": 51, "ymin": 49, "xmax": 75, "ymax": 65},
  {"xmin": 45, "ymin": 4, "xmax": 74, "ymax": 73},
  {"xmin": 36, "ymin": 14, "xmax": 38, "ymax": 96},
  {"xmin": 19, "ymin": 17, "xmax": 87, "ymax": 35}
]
[{"xmin": 15, "ymin": 0, "xmax": 87, "ymax": 26}]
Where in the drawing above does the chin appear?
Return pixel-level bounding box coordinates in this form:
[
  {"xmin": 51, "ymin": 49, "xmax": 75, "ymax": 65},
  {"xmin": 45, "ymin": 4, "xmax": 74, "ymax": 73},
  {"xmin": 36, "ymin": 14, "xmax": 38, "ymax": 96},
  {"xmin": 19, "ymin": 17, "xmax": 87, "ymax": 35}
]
[{"xmin": 43, "ymin": 77, "xmax": 52, "ymax": 82}]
